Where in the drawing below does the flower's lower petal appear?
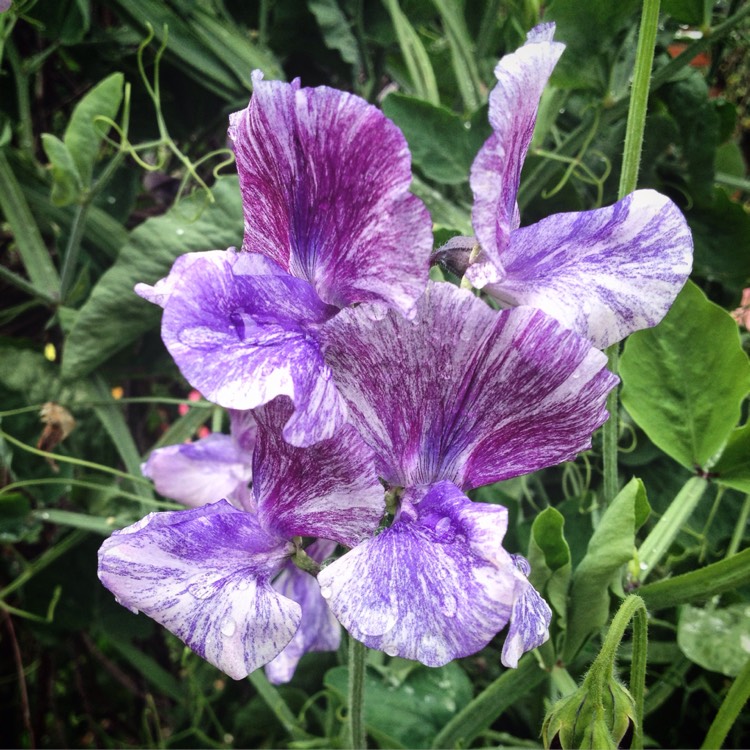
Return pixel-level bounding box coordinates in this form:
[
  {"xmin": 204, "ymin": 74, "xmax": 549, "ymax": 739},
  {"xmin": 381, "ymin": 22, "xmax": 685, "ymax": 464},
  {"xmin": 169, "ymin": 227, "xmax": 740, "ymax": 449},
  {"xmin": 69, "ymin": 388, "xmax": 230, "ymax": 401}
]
[
  {"xmin": 142, "ymin": 433, "xmax": 252, "ymax": 508},
  {"xmin": 501, "ymin": 555, "xmax": 552, "ymax": 668},
  {"xmin": 470, "ymin": 24, "xmax": 565, "ymax": 268},
  {"xmin": 98, "ymin": 501, "xmax": 299, "ymax": 680},
  {"xmin": 265, "ymin": 540, "xmax": 340, "ymax": 684},
  {"xmin": 318, "ymin": 482, "xmax": 535, "ymax": 667},
  {"xmin": 481, "ymin": 190, "xmax": 694, "ymax": 348},
  {"xmin": 253, "ymin": 399, "xmax": 383, "ymax": 546},
  {"xmin": 323, "ymin": 281, "xmax": 616, "ymax": 489},
  {"xmin": 159, "ymin": 253, "xmax": 347, "ymax": 446},
  {"xmin": 229, "ymin": 73, "xmax": 431, "ymax": 316}
]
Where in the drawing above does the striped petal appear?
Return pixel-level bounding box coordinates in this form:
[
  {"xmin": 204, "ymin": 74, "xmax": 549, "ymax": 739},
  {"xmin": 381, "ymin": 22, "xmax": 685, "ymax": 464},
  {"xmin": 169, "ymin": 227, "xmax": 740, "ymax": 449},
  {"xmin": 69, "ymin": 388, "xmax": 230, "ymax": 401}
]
[
  {"xmin": 480, "ymin": 190, "xmax": 694, "ymax": 348},
  {"xmin": 98, "ymin": 501, "xmax": 299, "ymax": 680},
  {"xmin": 470, "ymin": 23, "xmax": 565, "ymax": 273},
  {"xmin": 252, "ymin": 399, "xmax": 384, "ymax": 546},
  {"xmin": 318, "ymin": 482, "xmax": 549, "ymax": 666},
  {"xmin": 229, "ymin": 72, "xmax": 432, "ymax": 316},
  {"xmin": 322, "ymin": 281, "xmax": 617, "ymax": 489}
]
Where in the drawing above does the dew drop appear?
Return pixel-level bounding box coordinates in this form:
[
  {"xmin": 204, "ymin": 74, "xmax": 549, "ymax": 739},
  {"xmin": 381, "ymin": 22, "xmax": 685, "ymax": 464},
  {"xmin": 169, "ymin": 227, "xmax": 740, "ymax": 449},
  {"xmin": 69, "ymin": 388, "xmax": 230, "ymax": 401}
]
[
  {"xmin": 435, "ymin": 517, "xmax": 451, "ymax": 535},
  {"xmin": 383, "ymin": 644, "xmax": 399, "ymax": 657},
  {"xmin": 237, "ymin": 580, "xmax": 249, "ymax": 591},
  {"xmin": 319, "ymin": 584, "xmax": 333, "ymax": 600},
  {"xmin": 176, "ymin": 228, "xmax": 185, "ymax": 236},
  {"xmin": 129, "ymin": 605, "xmax": 140, "ymax": 615},
  {"xmin": 220, "ymin": 617, "xmax": 237, "ymax": 637}
]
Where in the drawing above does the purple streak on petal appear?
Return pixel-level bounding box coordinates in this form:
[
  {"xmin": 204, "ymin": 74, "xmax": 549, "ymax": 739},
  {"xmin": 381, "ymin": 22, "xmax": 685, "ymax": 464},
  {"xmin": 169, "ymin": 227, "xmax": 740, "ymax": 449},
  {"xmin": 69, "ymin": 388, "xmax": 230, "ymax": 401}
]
[
  {"xmin": 252, "ymin": 399, "xmax": 383, "ymax": 546},
  {"xmin": 480, "ymin": 190, "xmax": 694, "ymax": 348},
  {"xmin": 229, "ymin": 72, "xmax": 432, "ymax": 316},
  {"xmin": 470, "ymin": 24, "xmax": 565, "ymax": 271},
  {"xmin": 318, "ymin": 482, "xmax": 527, "ymax": 666},
  {"xmin": 97, "ymin": 501, "xmax": 299, "ymax": 680},
  {"xmin": 141, "ymin": 433, "xmax": 252, "ymax": 509},
  {"xmin": 265, "ymin": 540, "xmax": 340, "ymax": 684},
  {"xmin": 323, "ymin": 281, "xmax": 617, "ymax": 489},
  {"xmin": 159, "ymin": 253, "xmax": 347, "ymax": 446},
  {"xmin": 135, "ymin": 249, "xmax": 240, "ymax": 308},
  {"xmin": 502, "ymin": 555, "xmax": 552, "ymax": 668}
]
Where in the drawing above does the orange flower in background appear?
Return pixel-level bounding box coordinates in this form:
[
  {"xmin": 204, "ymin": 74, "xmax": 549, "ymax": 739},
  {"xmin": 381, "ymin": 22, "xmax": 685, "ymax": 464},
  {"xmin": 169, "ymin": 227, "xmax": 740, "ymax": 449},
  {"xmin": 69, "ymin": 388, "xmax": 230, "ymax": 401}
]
[{"xmin": 731, "ymin": 288, "xmax": 750, "ymax": 329}]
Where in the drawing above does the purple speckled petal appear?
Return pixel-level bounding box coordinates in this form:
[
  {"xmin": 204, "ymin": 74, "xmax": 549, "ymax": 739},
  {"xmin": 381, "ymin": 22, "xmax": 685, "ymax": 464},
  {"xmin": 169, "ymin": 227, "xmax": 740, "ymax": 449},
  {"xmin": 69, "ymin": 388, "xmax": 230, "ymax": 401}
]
[
  {"xmin": 229, "ymin": 72, "xmax": 432, "ymax": 315},
  {"xmin": 322, "ymin": 281, "xmax": 617, "ymax": 489},
  {"xmin": 480, "ymin": 190, "xmax": 694, "ymax": 348},
  {"xmin": 501, "ymin": 555, "xmax": 552, "ymax": 668},
  {"xmin": 229, "ymin": 409, "xmax": 258, "ymax": 453},
  {"xmin": 252, "ymin": 399, "xmax": 383, "ymax": 546},
  {"xmin": 156, "ymin": 251, "xmax": 347, "ymax": 447},
  {"xmin": 470, "ymin": 24, "xmax": 564, "ymax": 271},
  {"xmin": 265, "ymin": 540, "xmax": 340, "ymax": 684},
  {"xmin": 141, "ymin": 433, "xmax": 252, "ymax": 509},
  {"xmin": 97, "ymin": 501, "xmax": 299, "ymax": 680},
  {"xmin": 318, "ymin": 482, "xmax": 546, "ymax": 666}
]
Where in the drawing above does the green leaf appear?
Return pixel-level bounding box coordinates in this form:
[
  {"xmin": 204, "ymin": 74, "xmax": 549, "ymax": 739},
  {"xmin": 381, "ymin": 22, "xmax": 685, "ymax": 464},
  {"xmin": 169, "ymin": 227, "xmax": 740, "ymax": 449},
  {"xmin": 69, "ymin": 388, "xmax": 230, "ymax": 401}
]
[
  {"xmin": 308, "ymin": 0, "xmax": 361, "ymax": 67},
  {"xmin": 713, "ymin": 421, "xmax": 750, "ymax": 494},
  {"xmin": 40, "ymin": 134, "xmax": 83, "ymax": 206},
  {"xmin": 662, "ymin": 0, "xmax": 711, "ymax": 26},
  {"xmin": 382, "ymin": 93, "xmax": 489, "ymax": 184},
  {"xmin": 527, "ymin": 507, "xmax": 572, "ymax": 622},
  {"xmin": 34, "ymin": 508, "xmax": 126, "ymax": 534},
  {"xmin": 620, "ymin": 281, "xmax": 750, "ymax": 470},
  {"xmin": 563, "ymin": 478, "xmax": 649, "ymax": 661},
  {"xmin": 325, "ymin": 662, "xmax": 472, "ymax": 749},
  {"xmin": 63, "ymin": 72, "xmax": 124, "ymax": 187},
  {"xmin": 107, "ymin": 637, "xmax": 186, "ymax": 700},
  {"xmin": 678, "ymin": 603, "xmax": 750, "ymax": 677},
  {"xmin": 410, "ymin": 176, "xmax": 472, "ymax": 234},
  {"xmin": 62, "ymin": 177, "xmax": 243, "ymax": 380}
]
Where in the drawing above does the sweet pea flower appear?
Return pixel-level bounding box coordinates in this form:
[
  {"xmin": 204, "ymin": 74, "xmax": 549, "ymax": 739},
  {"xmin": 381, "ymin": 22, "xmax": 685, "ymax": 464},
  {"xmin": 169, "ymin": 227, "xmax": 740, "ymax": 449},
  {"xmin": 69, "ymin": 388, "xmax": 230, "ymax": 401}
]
[
  {"xmin": 137, "ymin": 73, "xmax": 433, "ymax": 447},
  {"xmin": 317, "ymin": 282, "xmax": 618, "ymax": 667},
  {"xmin": 99, "ymin": 399, "xmax": 383, "ymax": 680},
  {"xmin": 436, "ymin": 23, "xmax": 693, "ymax": 349}
]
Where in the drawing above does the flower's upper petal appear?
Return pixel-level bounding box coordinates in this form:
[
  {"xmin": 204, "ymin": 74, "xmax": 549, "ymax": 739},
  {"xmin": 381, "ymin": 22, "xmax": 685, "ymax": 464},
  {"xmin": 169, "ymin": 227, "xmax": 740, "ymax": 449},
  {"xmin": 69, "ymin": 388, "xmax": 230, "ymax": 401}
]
[
  {"xmin": 229, "ymin": 72, "xmax": 432, "ymax": 315},
  {"xmin": 318, "ymin": 482, "xmax": 548, "ymax": 666},
  {"xmin": 322, "ymin": 281, "xmax": 617, "ymax": 489},
  {"xmin": 480, "ymin": 190, "xmax": 694, "ymax": 348},
  {"xmin": 265, "ymin": 540, "xmax": 340, "ymax": 684},
  {"xmin": 252, "ymin": 399, "xmax": 383, "ymax": 546},
  {"xmin": 141, "ymin": 433, "xmax": 252, "ymax": 509},
  {"xmin": 97, "ymin": 501, "xmax": 299, "ymax": 680},
  {"xmin": 470, "ymin": 23, "xmax": 565, "ymax": 270},
  {"xmin": 157, "ymin": 252, "xmax": 347, "ymax": 446}
]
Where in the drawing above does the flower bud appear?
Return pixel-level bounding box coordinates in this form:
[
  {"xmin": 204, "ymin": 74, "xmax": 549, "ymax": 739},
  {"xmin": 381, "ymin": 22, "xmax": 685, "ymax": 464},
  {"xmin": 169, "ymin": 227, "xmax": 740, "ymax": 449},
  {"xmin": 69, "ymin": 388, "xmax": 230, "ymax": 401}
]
[{"xmin": 542, "ymin": 676, "xmax": 636, "ymax": 749}]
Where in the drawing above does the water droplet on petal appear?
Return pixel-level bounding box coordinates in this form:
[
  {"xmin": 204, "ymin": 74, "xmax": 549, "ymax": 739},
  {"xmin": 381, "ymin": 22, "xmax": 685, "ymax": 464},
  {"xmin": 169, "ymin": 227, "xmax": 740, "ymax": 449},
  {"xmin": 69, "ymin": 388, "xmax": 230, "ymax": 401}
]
[
  {"xmin": 237, "ymin": 580, "xmax": 249, "ymax": 591},
  {"xmin": 220, "ymin": 617, "xmax": 237, "ymax": 637},
  {"xmin": 383, "ymin": 644, "xmax": 399, "ymax": 657},
  {"xmin": 319, "ymin": 584, "xmax": 333, "ymax": 600},
  {"xmin": 435, "ymin": 517, "xmax": 451, "ymax": 535}
]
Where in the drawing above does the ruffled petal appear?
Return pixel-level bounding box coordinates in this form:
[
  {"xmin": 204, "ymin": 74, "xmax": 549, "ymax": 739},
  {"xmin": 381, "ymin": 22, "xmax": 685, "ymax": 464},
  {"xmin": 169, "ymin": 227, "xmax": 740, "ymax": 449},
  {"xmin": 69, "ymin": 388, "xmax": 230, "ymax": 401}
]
[
  {"xmin": 265, "ymin": 540, "xmax": 340, "ymax": 684},
  {"xmin": 97, "ymin": 501, "xmax": 299, "ymax": 680},
  {"xmin": 156, "ymin": 251, "xmax": 347, "ymax": 446},
  {"xmin": 480, "ymin": 190, "xmax": 694, "ymax": 348},
  {"xmin": 229, "ymin": 72, "xmax": 432, "ymax": 316},
  {"xmin": 141, "ymin": 433, "xmax": 252, "ymax": 509},
  {"xmin": 501, "ymin": 555, "xmax": 552, "ymax": 668},
  {"xmin": 318, "ymin": 482, "xmax": 545, "ymax": 666},
  {"xmin": 470, "ymin": 23, "xmax": 565, "ymax": 271},
  {"xmin": 322, "ymin": 281, "xmax": 617, "ymax": 489},
  {"xmin": 252, "ymin": 399, "xmax": 384, "ymax": 546}
]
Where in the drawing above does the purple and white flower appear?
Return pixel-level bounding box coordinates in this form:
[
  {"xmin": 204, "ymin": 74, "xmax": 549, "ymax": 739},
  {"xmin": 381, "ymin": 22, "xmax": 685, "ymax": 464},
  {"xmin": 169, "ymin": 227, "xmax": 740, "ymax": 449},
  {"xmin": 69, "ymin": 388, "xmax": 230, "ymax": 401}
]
[
  {"xmin": 437, "ymin": 23, "xmax": 693, "ymax": 349},
  {"xmin": 317, "ymin": 282, "xmax": 618, "ymax": 667},
  {"xmin": 99, "ymin": 399, "xmax": 383, "ymax": 680},
  {"xmin": 137, "ymin": 75, "xmax": 433, "ymax": 446}
]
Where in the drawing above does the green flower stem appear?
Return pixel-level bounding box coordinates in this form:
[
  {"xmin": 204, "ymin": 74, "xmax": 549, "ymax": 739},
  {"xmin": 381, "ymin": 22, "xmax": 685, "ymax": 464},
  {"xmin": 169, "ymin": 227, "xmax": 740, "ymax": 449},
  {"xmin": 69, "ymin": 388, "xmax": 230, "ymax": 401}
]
[
  {"xmin": 347, "ymin": 636, "xmax": 367, "ymax": 749},
  {"xmin": 247, "ymin": 670, "xmax": 312, "ymax": 743},
  {"xmin": 431, "ymin": 655, "xmax": 547, "ymax": 749},
  {"xmin": 587, "ymin": 595, "xmax": 648, "ymax": 750},
  {"xmin": 602, "ymin": 0, "xmax": 661, "ymax": 508},
  {"xmin": 637, "ymin": 475, "xmax": 709, "ymax": 583},
  {"xmin": 0, "ymin": 428, "xmax": 153, "ymax": 486},
  {"xmin": 700, "ymin": 656, "xmax": 750, "ymax": 750},
  {"xmin": 727, "ymin": 494, "xmax": 750, "ymax": 558},
  {"xmin": 638, "ymin": 547, "xmax": 750, "ymax": 610}
]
